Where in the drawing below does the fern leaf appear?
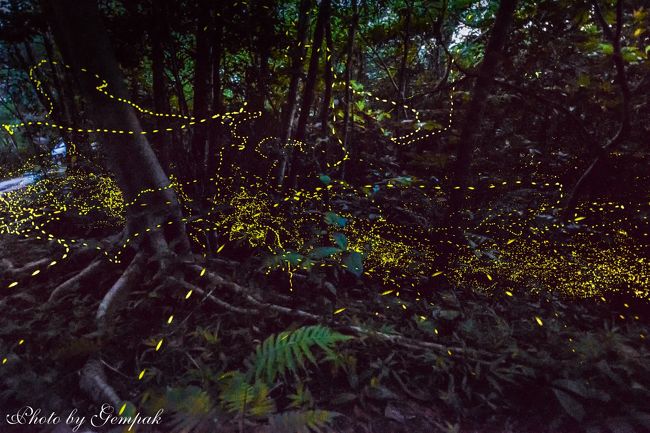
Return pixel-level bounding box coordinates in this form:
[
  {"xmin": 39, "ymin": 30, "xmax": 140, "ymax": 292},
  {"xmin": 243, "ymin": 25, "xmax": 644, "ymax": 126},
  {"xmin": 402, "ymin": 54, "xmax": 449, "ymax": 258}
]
[
  {"xmin": 219, "ymin": 372, "xmax": 276, "ymax": 418},
  {"xmin": 248, "ymin": 325, "xmax": 352, "ymax": 384},
  {"xmin": 269, "ymin": 410, "xmax": 340, "ymax": 433}
]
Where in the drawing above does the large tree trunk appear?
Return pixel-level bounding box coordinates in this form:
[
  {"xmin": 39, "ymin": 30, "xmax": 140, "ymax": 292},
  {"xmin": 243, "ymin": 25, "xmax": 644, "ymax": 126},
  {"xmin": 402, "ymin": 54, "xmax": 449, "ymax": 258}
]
[
  {"xmin": 43, "ymin": 0, "xmax": 188, "ymax": 247},
  {"xmin": 448, "ymin": 0, "xmax": 518, "ymax": 218}
]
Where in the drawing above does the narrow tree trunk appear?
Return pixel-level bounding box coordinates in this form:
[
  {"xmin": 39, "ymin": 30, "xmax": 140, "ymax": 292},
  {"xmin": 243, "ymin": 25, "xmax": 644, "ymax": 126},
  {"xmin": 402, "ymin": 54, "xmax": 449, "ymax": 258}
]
[
  {"xmin": 341, "ymin": 0, "xmax": 358, "ymax": 173},
  {"xmin": 276, "ymin": 0, "xmax": 311, "ymax": 186},
  {"xmin": 168, "ymin": 42, "xmax": 190, "ymax": 119},
  {"xmin": 397, "ymin": 0, "xmax": 412, "ymax": 119},
  {"xmin": 206, "ymin": 8, "xmax": 224, "ymax": 182},
  {"xmin": 190, "ymin": 0, "xmax": 214, "ymax": 188},
  {"xmin": 293, "ymin": 0, "xmax": 331, "ymax": 143},
  {"xmin": 448, "ymin": 0, "xmax": 518, "ymax": 218},
  {"xmin": 251, "ymin": 0, "xmax": 274, "ymax": 114},
  {"xmin": 290, "ymin": 0, "xmax": 331, "ymax": 186},
  {"xmin": 320, "ymin": 17, "xmax": 334, "ymax": 138}
]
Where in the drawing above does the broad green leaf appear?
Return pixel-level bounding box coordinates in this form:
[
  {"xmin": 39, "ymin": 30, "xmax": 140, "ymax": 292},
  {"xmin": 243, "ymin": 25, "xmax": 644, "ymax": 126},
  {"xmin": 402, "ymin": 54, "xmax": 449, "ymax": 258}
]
[
  {"xmin": 309, "ymin": 246, "xmax": 341, "ymax": 259},
  {"xmin": 343, "ymin": 251, "xmax": 363, "ymax": 277},
  {"xmin": 324, "ymin": 212, "xmax": 347, "ymax": 228},
  {"xmin": 332, "ymin": 232, "xmax": 348, "ymax": 250}
]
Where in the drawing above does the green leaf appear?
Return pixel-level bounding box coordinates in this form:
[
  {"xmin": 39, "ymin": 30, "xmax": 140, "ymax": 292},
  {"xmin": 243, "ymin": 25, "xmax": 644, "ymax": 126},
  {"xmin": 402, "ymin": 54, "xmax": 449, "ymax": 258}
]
[
  {"xmin": 553, "ymin": 388, "xmax": 585, "ymax": 422},
  {"xmin": 282, "ymin": 251, "xmax": 303, "ymax": 266},
  {"xmin": 332, "ymin": 232, "xmax": 348, "ymax": 250},
  {"xmin": 324, "ymin": 212, "xmax": 347, "ymax": 228},
  {"xmin": 269, "ymin": 410, "xmax": 340, "ymax": 433},
  {"xmin": 309, "ymin": 246, "xmax": 342, "ymax": 259},
  {"xmin": 248, "ymin": 325, "xmax": 352, "ymax": 384},
  {"xmin": 598, "ymin": 42, "xmax": 613, "ymax": 55},
  {"xmin": 343, "ymin": 251, "xmax": 363, "ymax": 277}
]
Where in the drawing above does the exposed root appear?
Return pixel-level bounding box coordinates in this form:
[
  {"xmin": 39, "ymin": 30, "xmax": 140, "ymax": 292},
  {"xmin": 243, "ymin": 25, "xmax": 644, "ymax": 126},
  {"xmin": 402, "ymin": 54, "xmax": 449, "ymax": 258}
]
[
  {"xmin": 188, "ymin": 264, "xmax": 493, "ymax": 359},
  {"xmin": 8, "ymin": 257, "xmax": 52, "ymax": 276},
  {"xmin": 80, "ymin": 359, "xmax": 121, "ymax": 408},
  {"xmin": 48, "ymin": 256, "xmax": 107, "ymax": 302},
  {"xmin": 165, "ymin": 276, "xmax": 258, "ymax": 315},
  {"xmin": 96, "ymin": 251, "xmax": 145, "ymax": 334}
]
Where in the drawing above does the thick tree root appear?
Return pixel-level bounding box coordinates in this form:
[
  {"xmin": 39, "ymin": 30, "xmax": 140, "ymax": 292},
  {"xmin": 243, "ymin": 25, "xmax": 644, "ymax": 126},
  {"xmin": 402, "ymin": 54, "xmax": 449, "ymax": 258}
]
[
  {"xmin": 96, "ymin": 252, "xmax": 145, "ymax": 333},
  {"xmin": 80, "ymin": 359, "xmax": 122, "ymax": 408},
  {"xmin": 48, "ymin": 256, "xmax": 107, "ymax": 302}
]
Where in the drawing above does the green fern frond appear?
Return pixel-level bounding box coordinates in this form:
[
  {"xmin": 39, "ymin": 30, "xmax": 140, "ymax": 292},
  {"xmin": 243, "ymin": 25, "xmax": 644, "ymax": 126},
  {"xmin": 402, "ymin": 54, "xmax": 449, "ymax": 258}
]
[
  {"xmin": 219, "ymin": 372, "xmax": 275, "ymax": 418},
  {"xmin": 248, "ymin": 325, "xmax": 352, "ymax": 384},
  {"xmin": 268, "ymin": 410, "xmax": 340, "ymax": 433},
  {"xmin": 164, "ymin": 386, "xmax": 216, "ymax": 433}
]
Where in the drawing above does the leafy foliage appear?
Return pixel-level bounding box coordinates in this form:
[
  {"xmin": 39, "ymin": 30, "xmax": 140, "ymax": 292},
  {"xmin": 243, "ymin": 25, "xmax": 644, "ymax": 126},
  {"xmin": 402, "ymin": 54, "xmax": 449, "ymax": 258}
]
[
  {"xmin": 268, "ymin": 410, "xmax": 340, "ymax": 433},
  {"xmin": 219, "ymin": 372, "xmax": 276, "ymax": 418},
  {"xmin": 247, "ymin": 325, "xmax": 352, "ymax": 384}
]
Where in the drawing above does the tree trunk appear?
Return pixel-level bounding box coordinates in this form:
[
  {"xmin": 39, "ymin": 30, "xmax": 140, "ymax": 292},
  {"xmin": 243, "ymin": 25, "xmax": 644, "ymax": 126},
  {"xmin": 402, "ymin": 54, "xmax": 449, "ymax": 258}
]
[
  {"xmin": 43, "ymin": 0, "xmax": 189, "ymax": 248},
  {"xmin": 320, "ymin": 17, "xmax": 334, "ymax": 138},
  {"xmin": 293, "ymin": 0, "xmax": 331, "ymax": 143},
  {"xmin": 397, "ymin": 0, "xmax": 412, "ymax": 119},
  {"xmin": 276, "ymin": 0, "xmax": 312, "ymax": 186},
  {"xmin": 206, "ymin": 7, "xmax": 224, "ymax": 182},
  {"xmin": 290, "ymin": 0, "xmax": 331, "ymax": 186},
  {"xmin": 341, "ymin": 0, "xmax": 359, "ymax": 177},
  {"xmin": 190, "ymin": 0, "xmax": 214, "ymax": 189},
  {"xmin": 448, "ymin": 0, "xmax": 518, "ymax": 218}
]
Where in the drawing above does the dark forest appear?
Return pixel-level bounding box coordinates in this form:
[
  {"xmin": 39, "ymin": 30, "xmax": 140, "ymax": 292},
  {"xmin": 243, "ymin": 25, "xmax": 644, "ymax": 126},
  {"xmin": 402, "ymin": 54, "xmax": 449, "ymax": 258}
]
[{"xmin": 0, "ymin": 0, "xmax": 649, "ymax": 432}]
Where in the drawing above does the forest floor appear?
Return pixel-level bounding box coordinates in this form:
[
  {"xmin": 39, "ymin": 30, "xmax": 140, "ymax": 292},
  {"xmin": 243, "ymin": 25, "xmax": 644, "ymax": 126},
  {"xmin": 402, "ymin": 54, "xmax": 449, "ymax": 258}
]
[{"xmin": 0, "ymin": 156, "xmax": 649, "ymax": 433}]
